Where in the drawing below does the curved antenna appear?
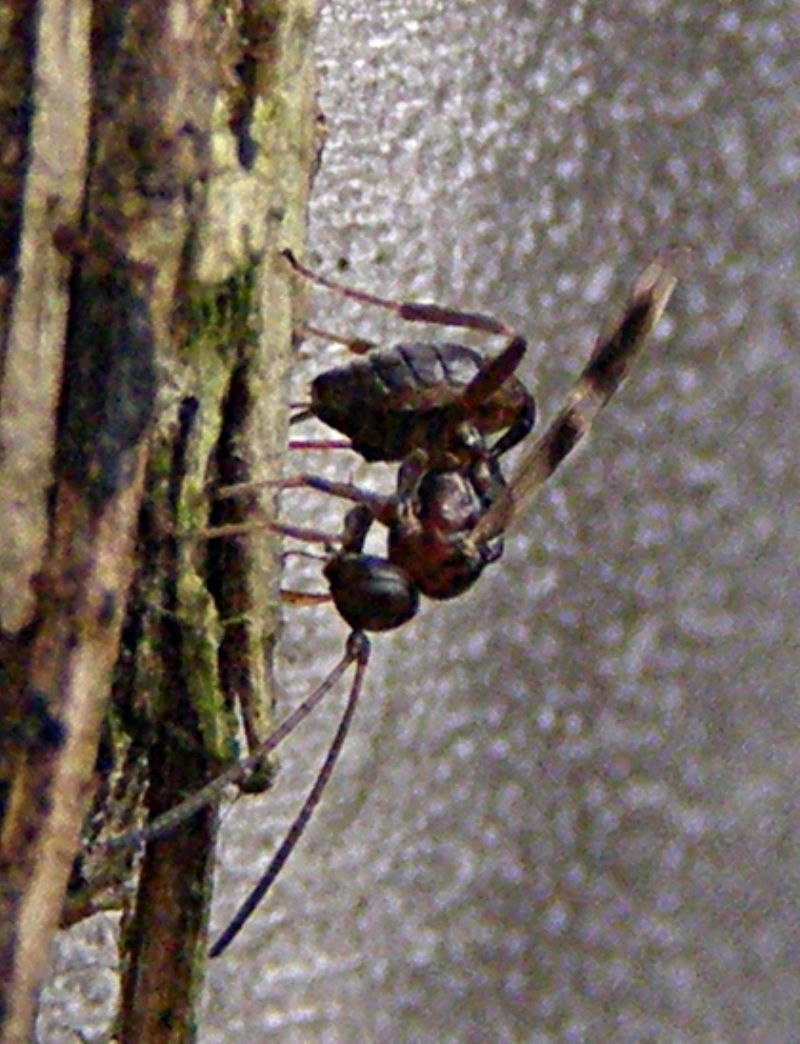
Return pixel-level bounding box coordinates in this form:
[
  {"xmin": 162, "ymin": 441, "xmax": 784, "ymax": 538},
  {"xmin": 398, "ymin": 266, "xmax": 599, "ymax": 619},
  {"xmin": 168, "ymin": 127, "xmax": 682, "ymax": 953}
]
[
  {"xmin": 105, "ymin": 635, "xmax": 366, "ymax": 853},
  {"xmin": 209, "ymin": 632, "xmax": 371, "ymax": 958},
  {"xmin": 473, "ymin": 250, "xmax": 683, "ymax": 542}
]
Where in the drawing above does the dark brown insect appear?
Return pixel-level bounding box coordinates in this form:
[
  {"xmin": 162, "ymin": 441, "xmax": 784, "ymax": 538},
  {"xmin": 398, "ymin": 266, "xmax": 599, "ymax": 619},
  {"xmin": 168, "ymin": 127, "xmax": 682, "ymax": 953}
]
[
  {"xmin": 279, "ymin": 443, "xmax": 507, "ymax": 618},
  {"xmin": 112, "ymin": 249, "xmax": 681, "ymax": 959},
  {"xmin": 284, "ymin": 249, "xmax": 535, "ymax": 468}
]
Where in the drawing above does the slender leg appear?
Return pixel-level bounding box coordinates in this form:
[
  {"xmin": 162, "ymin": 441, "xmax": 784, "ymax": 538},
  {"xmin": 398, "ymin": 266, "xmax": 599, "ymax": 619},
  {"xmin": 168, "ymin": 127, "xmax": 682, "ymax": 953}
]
[
  {"xmin": 281, "ymin": 589, "xmax": 331, "ymax": 605},
  {"xmin": 301, "ymin": 322, "xmax": 377, "ymax": 355},
  {"xmin": 282, "ymin": 249, "xmax": 517, "ymax": 337},
  {"xmin": 209, "ymin": 632, "xmax": 371, "ymax": 957},
  {"xmin": 279, "ymin": 474, "xmax": 395, "ymax": 522},
  {"xmin": 218, "ymin": 474, "xmax": 397, "ymax": 528},
  {"xmin": 288, "ymin": 438, "xmax": 355, "ymax": 452},
  {"xmin": 195, "ymin": 517, "xmax": 342, "ymax": 547}
]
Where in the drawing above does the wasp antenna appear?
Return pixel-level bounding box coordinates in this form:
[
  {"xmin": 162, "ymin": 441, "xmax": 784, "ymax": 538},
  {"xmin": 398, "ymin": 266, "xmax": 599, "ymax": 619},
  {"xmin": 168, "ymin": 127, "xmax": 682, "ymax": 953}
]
[
  {"xmin": 210, "ymin": 632, "xmax": 371, "ymax": 958},
  {"xmin": 105, "ymin": 638, "xmax": 364, "ymax": 853}
]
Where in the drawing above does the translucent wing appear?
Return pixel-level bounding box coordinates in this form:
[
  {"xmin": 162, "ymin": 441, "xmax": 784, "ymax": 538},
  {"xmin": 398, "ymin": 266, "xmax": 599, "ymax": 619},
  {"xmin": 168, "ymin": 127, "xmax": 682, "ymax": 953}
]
[{"xmin": 473, "ymin": 249, "xmax": 683, "ymax": 542}]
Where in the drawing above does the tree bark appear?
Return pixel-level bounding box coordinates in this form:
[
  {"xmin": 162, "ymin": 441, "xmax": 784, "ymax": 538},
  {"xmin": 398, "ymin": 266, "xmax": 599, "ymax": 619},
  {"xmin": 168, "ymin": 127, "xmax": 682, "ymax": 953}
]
[{"xmin": 0, "ymin": 1, "xmax": 320, "ymax": 1040}]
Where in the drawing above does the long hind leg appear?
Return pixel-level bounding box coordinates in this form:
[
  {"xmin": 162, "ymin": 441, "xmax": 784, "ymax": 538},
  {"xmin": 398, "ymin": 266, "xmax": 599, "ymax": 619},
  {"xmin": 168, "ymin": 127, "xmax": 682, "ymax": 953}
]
[
  {"xmin": 284, "ymin": 249, "xmax": 534, "ymax": 464},
  {"xmin": 214, "ymin": 473, "xmax": 399, "ymax": 538},
  {"xmin": 110, "ymin": 630, "xmax": 372, "ymax": 959},
  {"xmin": 283, "ymin": 248, "xmax": 519, "ymax": 337}
]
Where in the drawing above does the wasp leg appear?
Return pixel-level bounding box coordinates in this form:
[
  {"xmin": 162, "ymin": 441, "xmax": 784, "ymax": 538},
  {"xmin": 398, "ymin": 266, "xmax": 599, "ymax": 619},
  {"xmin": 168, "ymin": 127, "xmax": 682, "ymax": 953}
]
[
  {"xmin": 288, "ymin": 439, "xmax": 354, "ymax": 452},
  {"xmin": 217, "ymin": 474, "xmax": 391, "ymax": 517},
  {"xmin": 300, "ymin": 322, "xmax": 377, "ymax": 355},
  {"xmin": 196, "ymin": 518, "xmax": 341, "ymax": 547},
  {"xmin": 282, "ymin": 249, "xmax": 517, "ymax": 337},
  {"xmin": 266, "ymin": 473, "xmax": 398, "ymax": 527},
  {"xmin": 280, "ymin": 589, "xmax": 331, "ymax": 605},
  {"xmin": 209, "ymin": 631, "xmax": 371, "ymax": 958}
]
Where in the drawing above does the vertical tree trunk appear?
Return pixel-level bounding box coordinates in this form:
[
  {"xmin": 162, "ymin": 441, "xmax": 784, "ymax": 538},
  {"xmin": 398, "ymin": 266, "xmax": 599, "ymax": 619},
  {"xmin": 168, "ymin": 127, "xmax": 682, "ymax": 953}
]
[{"xmin": 0, "ymin": 2, "xmax": 320, "ymax": 1040}]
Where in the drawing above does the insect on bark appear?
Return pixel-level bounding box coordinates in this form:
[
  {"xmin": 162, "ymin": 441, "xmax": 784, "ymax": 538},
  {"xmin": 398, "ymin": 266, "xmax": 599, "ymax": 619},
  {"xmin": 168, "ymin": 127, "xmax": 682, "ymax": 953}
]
[{"xmin": 110, "ymin": 248, "xmax": 682, "ymax": 957}]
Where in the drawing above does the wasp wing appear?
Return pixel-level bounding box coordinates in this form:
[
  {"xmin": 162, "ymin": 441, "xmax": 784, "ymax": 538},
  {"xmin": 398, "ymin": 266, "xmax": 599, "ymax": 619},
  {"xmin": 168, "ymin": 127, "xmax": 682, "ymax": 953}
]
[{"xmin": 473, "ymin": 250, "xmax": 683, "ymax": 542}]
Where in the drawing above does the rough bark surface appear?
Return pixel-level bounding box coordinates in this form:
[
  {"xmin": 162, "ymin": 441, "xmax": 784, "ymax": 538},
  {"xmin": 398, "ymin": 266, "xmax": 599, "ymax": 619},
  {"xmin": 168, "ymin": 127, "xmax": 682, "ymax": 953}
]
[{"xmin": 0, "ymin": 1, "xmax": 319, "ymax": 1040}]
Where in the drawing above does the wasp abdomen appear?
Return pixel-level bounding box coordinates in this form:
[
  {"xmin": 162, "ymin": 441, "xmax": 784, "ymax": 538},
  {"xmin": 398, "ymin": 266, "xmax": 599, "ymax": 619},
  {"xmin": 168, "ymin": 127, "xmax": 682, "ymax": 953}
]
[
  {"xmin": 310, "ymin": 342, "xmax": 481, "ymax": 462},
  {"xmin": 310, "ymin": 341, "xmax": 532, "ymax": 464}
]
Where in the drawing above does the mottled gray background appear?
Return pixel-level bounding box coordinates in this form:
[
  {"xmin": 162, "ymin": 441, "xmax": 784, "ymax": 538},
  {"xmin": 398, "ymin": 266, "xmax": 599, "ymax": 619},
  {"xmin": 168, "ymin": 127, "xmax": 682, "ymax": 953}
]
[{"xmin": 44, "ymin": 1, "xmax": 797, "ymax": 1041}]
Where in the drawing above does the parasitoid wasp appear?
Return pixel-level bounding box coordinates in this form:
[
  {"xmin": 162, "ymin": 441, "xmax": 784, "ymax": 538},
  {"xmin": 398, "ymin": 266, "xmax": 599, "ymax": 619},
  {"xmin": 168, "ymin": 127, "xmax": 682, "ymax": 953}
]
[{"xmin": 110, "ymin": 247, "xmax": 681, "ymax": 958}]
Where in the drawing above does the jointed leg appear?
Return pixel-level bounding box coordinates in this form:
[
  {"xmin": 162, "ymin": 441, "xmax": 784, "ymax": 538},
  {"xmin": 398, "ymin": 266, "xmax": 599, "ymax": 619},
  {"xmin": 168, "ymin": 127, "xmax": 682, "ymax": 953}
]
[
  {"xmin": 218, "ymin": 473, "xmax": 398, "ymax": 528},
  {"xmin": 301, "ymin": 322, "xmax": 377, "ymax": 355},
  {"xmin": 282, "ymin": 249, "xmax": 518, "ymax": 337},
  {"xmin": 287, "ymin": 437, "xmax": 354, "ymax": 452},
  {"xmin": 196, "ymin": 516, "xmax": 342, "ymax": 547}
]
